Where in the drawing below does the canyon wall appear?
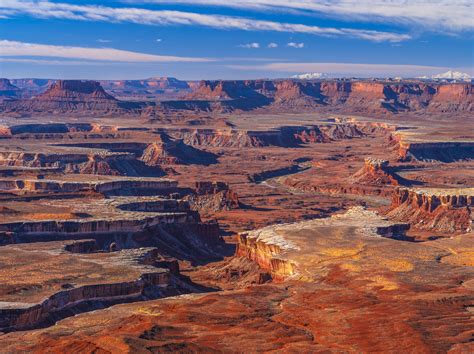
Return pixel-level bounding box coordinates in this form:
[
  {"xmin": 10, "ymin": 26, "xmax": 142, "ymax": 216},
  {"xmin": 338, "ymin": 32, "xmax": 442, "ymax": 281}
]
[
  {"xmin": 185, "ymin": 80, "xmax": 473, "ymax": 114},
  {"xmin": 1, "ymin": 79, "xmax": 472, "ymax": 116},
  {"xmin": 387, "ymin": 187, "xmax": 473, "ymax": 233}
]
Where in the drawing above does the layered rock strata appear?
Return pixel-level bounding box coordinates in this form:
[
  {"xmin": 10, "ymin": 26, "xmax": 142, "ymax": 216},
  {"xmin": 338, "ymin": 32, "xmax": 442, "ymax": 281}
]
[
  {"xmin": 351, "ymin": 158, "xmax": 400, "ymax": 186},
  {"xmin": 186, "ymin": 80, "xmax": 473, "ymax": 113},
  {"xmin": 162, "ymin": 123, "xmax": 367, "ymax": 149},
  {"xmin": 237, "ymin": 207, "xmax": 410, "ymax": 280},
  {"xmin": 0, "ymin": 178, "xmax": 177, "ymax": 195},
  {"xmin": 0, "ymin": 241, "xmax": 173, "ymax": 332},
  {"xmin": 398, "ymin": 141, "xmax": 474, "ymax": 162},
  {"xmin": 1, "ymin": 80, "xmax": 141, "ymax": 115},
  {"xmin": 387, "ymin": 187, "xmax": 473, "ymax": 233},
  {"xmin": 186, "ymin": 181, "xmax": 240, "ymax": 212}
]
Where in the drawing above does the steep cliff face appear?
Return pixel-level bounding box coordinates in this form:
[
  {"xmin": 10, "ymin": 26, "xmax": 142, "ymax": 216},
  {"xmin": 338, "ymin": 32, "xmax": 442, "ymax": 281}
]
[
  {"xmin": 352, "ymin": 158, "xmax": 400, "ymax": 186},
  {"xmin": 387, "ymin": 187, "xmax": 473, "ymax": 233},
  {"xmin": 1, "ymin": 80, "xmax": 141, "ymax": 115},
  {"xmin": 237, "ymin": 231, "xmax": 296, "ymax": 280},
  {"xmin": 187, "ymin": 181, "xmax": 240, "ymax": 212},
  {"xmin": 0, "ymin": 78, "xmax": 21, "ymax": 98},
  {"xmin": 0, "ymin": 151, "xmax": 164, "ymax": 177},
  {"xmin": 186, "ymin": 80, "xmax": 473, "ymax": 113},
  {"xmin": 140, "ymin": 132, "xmax": 217, "ymax": 166},
  {"xmin": 398, "ymin": 141, "xmax": 474, "ymax": 162},
  {"xmin": 165, "ymin": 123, "xmax": 367, "ymax": 149},
  {"xmin": 429, "ymin": 84, "xmax": 474, "ymax": 112},
  {"xmin": 0, "ymin": 245, "xmax": 173, "ymax": 332},
  {"xmin": 2, "ymin": 79, "xmax": 471, "ymax": 115}
]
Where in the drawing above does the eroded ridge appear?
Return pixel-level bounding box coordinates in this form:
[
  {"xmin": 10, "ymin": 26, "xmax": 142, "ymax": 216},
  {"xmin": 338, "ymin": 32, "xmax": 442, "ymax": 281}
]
[
  {"xmin": 0, "ymin": 241, "xmax": 174, "ymax": 332},
  {"xmin": 388, "ymin": 187, "xmax": 474, "ymax": 233},
  {"xmin": 238, "ymin": 207, "xmax": 410, "ymax": 280}
]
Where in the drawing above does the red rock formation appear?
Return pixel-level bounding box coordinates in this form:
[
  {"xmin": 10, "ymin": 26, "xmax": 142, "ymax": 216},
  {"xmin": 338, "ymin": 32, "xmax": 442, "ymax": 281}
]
[
  {"xmin": 1, "ymin": 80, "xmax": 141, "ymax": 115},
  {"xmin": 352, "ymin": 158, "xmax": 400, "ymax": 186},
  {"xmin": 387, "ymin": 187, "xmax": 473, "ymax": 233},
  {"xmin": 398, "ymin": 140, "xmax": 474, "ymax": 162},
  {"xmin": 2, "ymin": 79, "xmax": 472, "ymax": 115},
  {"xmin": 186, "ymin": 80, "xmax": 473, "ymax": 113},
  {"xmin": 165, "ymin": 124, "xmax": 367, "ymax": 149},
  {"xmin": 187, "ymin": 181, "xmax": 240, "ymax": 212}
]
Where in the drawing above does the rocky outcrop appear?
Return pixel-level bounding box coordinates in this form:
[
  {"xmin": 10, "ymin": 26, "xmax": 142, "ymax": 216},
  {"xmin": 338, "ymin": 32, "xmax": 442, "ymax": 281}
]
[
  {"xmin": 187, "ymin": 182, "xmax": 240, "ymax": 212},
  {"xmin": 140, "ymin": 132, "xmax": 217, "ymax": 166},
  {"xmin": 2, "ymin": 79, "xmax": 471, "ymax": 116},
  {"xmin": 0, "ymin": 151, "xmax": 163, "ymax": 177},
  {"xmin": 387, "ymin": 187, "xmax": 473, "ymax": 233},
  {"xmin": 237, "ymin": 207, "xmax": 411, "ymax": 280},
  {"xmin": 0, "ymin": 246, "xmax": 172, "ymax": 332},
  {"xmin": 0, "ymin": 78, "xmax": 21, "ymax": 98},
  {"xmin": 0, "ymin": 178, "xmax": 177, "ymax": 195},
  {"xmin": 164, "ymin": 123, "xmax": 367, "ymax": 149},
  {"xmin": 351, "ymin": 158, "xmax": 400, "ymax": 186},
  {"xmin": 186, "ymin": 80, "xmax": 473, "ymax": 113},
  {"xmin": 398, "ymin": 141, "xmax": 474, "ymax": 162},
  {"xmin": 237, "ymin": 231, "xmax": 297, "ymax": 280},
  {"xmin": 0, "ymin": 123, "xmax": 138, "ymax": 139},
  {"xmin": 1, "ymin": 80, "xmax": 142, "ymax": 115}
]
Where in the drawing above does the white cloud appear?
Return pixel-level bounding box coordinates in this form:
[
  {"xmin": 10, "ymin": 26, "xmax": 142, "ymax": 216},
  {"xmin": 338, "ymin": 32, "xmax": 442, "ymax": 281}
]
[
  {"xmin": 0, "ymin": 58, "xmax": 113, "ymax": 65},
  {"xmin": 267, "ymin": 42, "xmax": 278, "ymax": 48},
  {"xmin": 227, "ymin": 61, "xmax": 472, "ymax": 78},
  {"xmin": 0, "ymin": 39, "xmax": 213, "ymax": 62},
  {"xmin": 239, "ymin": 42, "xmax": 260, "ymax": 48},
  {"xmin": 287, "ymin": 42, "xmax": 304, "ymax": 48},
  {"xmin": 156, "ymin": 38, "xmax": 162, "ymax": 42},
  {"xmin": 134, "ymin": 0, "xmax": 474, "ymax": 32},
  {"xmin": 96, "ymin": 39, "xmax": 111, "ymax": 43},
  {"xmin": 0, "ymin": 1, "xmax": 411, "ymax": 42}
]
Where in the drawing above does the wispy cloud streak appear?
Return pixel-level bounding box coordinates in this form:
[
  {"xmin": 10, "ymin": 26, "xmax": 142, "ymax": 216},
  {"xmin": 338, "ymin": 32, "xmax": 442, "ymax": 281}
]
[
  {"xmin": 137, "ymin": 0, "xmax": 473, "ymax": 31},
  {"xmin": 228, "ymin": 62, "xmax": 472, "ymax": 77},
  {"xmin": 0, "ymin": 1, "xmax": 411, "ymax": 42},
  {"xmin": 0, "ymin": 39, "xmax": 213, "ymax": 62}
]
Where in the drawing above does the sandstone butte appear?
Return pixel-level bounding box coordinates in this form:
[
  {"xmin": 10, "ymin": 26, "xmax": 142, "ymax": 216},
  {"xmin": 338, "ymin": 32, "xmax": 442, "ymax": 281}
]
[
  {"xmin": 0, "ymin": 78, "xmax": 472, "ymax": 116},
  {"xmin": 0, "ymin": 78, "xmax": 472, "ymax": 352}
]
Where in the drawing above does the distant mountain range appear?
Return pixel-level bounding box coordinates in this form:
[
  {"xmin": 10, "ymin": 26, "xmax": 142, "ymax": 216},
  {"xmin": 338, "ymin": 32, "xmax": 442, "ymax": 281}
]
[
  {"xmin": 417, "ymin": 71, "xmax": 471, "ymax": 81},
  {"xmin": 1, "ymin": 78, "xmax": 472, "ymax": 117},
  {"xmin": 291, "ymin": 73, "xmax": 330, "ymax": 80},
  {"xmin": 8, "ymin": 77, "xmax": 191, "ymax": 99}
]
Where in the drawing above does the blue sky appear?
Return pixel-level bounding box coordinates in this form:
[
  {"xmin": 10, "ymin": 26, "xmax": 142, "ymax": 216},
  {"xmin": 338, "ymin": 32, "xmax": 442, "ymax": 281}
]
[{"xmin": 0, "ymin": 0, "xmax": 473, "ymax": 79}]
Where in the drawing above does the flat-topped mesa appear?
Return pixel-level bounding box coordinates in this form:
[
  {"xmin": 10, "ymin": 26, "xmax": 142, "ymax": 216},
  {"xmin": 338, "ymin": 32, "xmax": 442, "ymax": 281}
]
[
  {"xmin": 388, "ymin": 187, "xmax": 474, "ymax": 233},
  {"xmin": 141, "ymin": 132, "xmax": 218, "ymax": 166},
  {"xmin": 237, "ymin": 207, "xmax": 411, "ymax": 280},
  {"xmin": 164, "ymin": 124, "xmax": 368, "ymax": 149},
  {"xmin": 398, "ymin": 140, "xmax": 474, "ymax": 162},
  {"xmin": 0, "ymin": 178, "xmax": 177, "ymax": 195},
  {"xmin": 0, "ymin": 151, "xmax": 163, "ymax": 177},
  {"xmin": 187, "ymin": 181, "xmax": 240, "ymax": 212},
  {"xmin": 185, "ymin": 80, "xmax": 473, "ymax": 113},
  {"xmin": 1, "ymin": 80, "xmax": 141, "ymax": 115},
  {"xmin": 0, "ymin": 242, "xmax": 173, "ymax": 332},
  {"xmin": 43, "ymin": 80, "xmax": 116, "ymax": 100},
  {"xmin": 352, "ymin": 158, "xmax": 400, "ymax": 186}
]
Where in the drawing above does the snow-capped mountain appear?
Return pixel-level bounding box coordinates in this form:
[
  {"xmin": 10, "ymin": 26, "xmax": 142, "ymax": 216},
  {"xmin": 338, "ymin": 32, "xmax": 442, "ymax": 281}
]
[
  {"xmin": 418, "ymin": 71, "xmax": 471, "ymax": 81},
  {"xmin": 292, "ymin": 72, "xmax": 329, "ymax": 80}
]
